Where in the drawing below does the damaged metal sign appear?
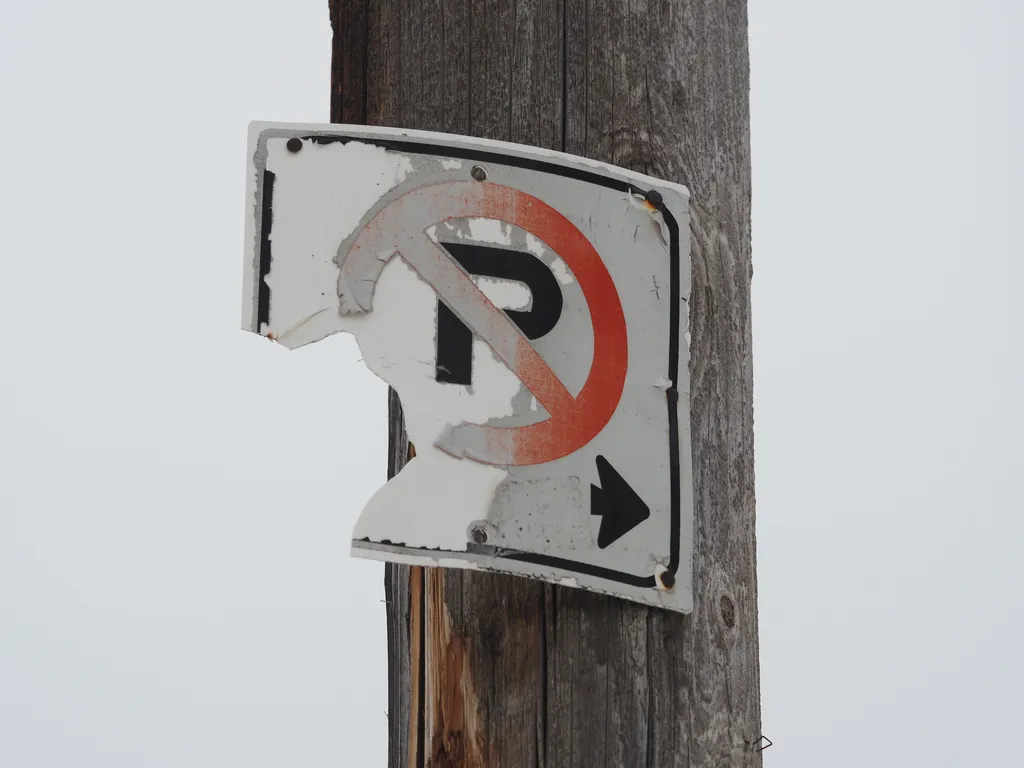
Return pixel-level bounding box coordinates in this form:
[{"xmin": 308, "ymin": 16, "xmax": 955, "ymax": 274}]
[{"xmin": 240, "ymin": 122, "xmax": 694, "ymax": 612}]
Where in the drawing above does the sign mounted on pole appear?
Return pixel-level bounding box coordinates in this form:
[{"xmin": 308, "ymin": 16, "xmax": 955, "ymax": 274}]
[{"xmin": 241, "ymin": 122, "xmax": 694, "ymax": 612}]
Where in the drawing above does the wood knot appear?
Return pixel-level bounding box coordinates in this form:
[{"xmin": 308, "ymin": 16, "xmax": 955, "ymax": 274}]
[{"xmin": 719, "ymin": 594, "xmax": 736, "ymax": 630}]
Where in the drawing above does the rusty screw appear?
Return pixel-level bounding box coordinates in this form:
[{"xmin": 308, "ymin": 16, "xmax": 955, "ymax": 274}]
[
  {"xmin": 471, "ymin": 165, "xmax": 487, "ymax": 181},
  {"xmin": 470, "ymin": 526, "xmax": 488, "ymax": 544},
  {"xmin": 657, "ymin": 570, "xmax": 676, "ymax": 590},
  {"xmin": 644, "ymin": 188, "xmax": 663, "ymax": 207},
  {"xmin": 287, "ymin": 137, "xmax": 303, "ymax": 153}
]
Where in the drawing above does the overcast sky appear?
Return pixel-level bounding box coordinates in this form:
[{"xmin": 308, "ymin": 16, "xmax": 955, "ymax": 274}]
[{"xmin": 2, "ymin": 1, "xmax": 1020, "ymax": 766}]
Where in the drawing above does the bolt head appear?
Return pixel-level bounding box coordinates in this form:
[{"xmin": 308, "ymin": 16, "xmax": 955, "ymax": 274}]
[
  {"xmin": 657, "ymin": 570, "xmax": 676, "ymax": 590},
  {"xmin": 470, "ymin": 527, "xmax": 488, "ymax": 544}
]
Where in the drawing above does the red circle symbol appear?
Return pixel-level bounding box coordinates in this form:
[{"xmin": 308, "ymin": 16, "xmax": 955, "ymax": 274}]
[{"xmin": 342, "ymin": 181, "xmax": 628, "ymax": 466}]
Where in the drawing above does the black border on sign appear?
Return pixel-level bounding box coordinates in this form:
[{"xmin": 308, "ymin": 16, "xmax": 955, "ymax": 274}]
[{"xmin": 257, "ymin": 132, "xmax": 683, "ymax": 590}]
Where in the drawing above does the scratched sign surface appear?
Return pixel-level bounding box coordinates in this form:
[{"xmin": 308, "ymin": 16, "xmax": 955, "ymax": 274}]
[{"xmin": 241, "ymin": 122, "xmax": 694, "ymax": 611}]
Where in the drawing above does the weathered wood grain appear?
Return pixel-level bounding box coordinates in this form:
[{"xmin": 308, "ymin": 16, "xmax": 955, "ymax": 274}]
[
  {"xmin": 329, "ymin": 1, "xmax": 760, "ymax": 765},
  {"xmin": 385, "ymin": 392, "xmax": 417, "ymax": 768}
]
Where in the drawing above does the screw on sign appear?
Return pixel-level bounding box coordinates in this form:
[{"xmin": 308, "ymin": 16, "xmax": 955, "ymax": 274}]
[{"xmin": 241, "ymin": 123, "xmax": 694, "ymax": 611}]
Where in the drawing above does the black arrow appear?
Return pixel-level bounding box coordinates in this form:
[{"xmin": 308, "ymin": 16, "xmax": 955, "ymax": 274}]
[{"xmin": 591, "ymin": 455, "xmax": 651, "ymax": 549}]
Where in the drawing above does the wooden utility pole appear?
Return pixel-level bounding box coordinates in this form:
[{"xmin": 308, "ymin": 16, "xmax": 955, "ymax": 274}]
[{"xmin": 329, "ymin": 1, "xmax": 760, "ymax": 765}]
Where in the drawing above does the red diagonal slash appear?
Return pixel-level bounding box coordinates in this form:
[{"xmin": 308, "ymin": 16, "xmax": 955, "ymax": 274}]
[{"xmin": 339, "ymin": 181, "xmax": 628, "ymax": 466}]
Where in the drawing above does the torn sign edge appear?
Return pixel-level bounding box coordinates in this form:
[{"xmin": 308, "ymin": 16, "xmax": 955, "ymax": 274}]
[{"xmin": 240, "ymin": 121, "xmax": 694, "ymax": 613}]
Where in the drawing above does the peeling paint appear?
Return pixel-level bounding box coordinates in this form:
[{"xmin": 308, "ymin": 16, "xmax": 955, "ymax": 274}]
[
  {"xmin": 524, "ymin": 233, "xmax": 546, "ymax": 257},
  {"xmin": 242, "ymin": 122, "xmax": 695, "ymax": 612},
  {"xmin": 525, "ymin": 232, "xmax": 575, "ymax": 285},
  {"xmin": 652, "ymin": 211, "xmax": 671, "ymax": 248},
  {"xmin": 548, "ymin": 258, "xmax": 575, "ymax": 285},
  {"xmin": 466, "ymin": 217, "xmax": 512, "ymax": 246},
  {"xmin": 348, "ymin": 259, "xmax": 519, "ymax": 550},
  {"xmin": 474, "ymin": 275, "xmax": 532, "ymax": 310},
  {"xmin": 623, "ymin": 191, "xmax": 649, "ymax": 214}
]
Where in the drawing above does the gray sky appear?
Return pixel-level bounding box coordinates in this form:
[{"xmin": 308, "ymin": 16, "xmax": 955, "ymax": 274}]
[{"xmin": 2, "ymin": 1, "xmax": 1020, "ymax": 765}]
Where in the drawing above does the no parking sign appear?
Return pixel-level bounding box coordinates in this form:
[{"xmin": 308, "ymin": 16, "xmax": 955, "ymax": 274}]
[{"xmin": 241, "ymin": 123, "xmax": 694, "ymax": 611}]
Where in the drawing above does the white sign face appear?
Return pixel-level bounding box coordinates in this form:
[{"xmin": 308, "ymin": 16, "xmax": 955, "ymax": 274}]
[{"xmin": 241, "ymin": 122, "xmax": 694, "ymax": 612}]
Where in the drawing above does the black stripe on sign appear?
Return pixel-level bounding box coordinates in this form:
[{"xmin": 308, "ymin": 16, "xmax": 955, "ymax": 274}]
[{"xmin": 257, "ymin": 169, "xmax": 275, "ymax": 330}]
